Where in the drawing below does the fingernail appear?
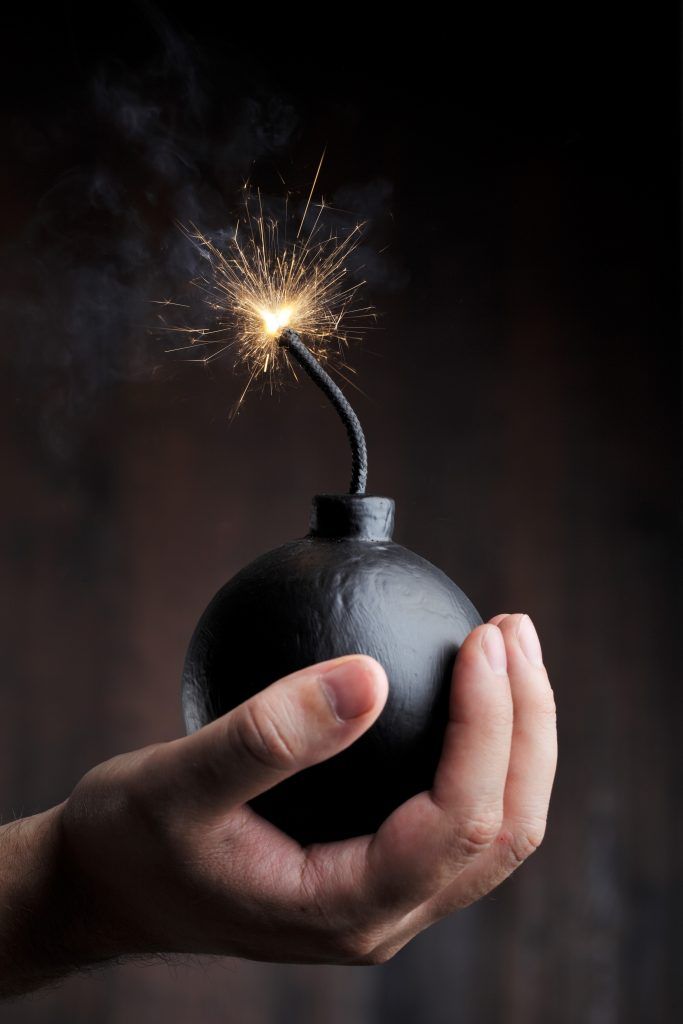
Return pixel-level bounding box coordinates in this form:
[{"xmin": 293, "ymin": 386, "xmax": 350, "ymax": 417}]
[
  {"xmin": 517, "ymin": 615, "xmax": 543, "ymax": 666},
  {"xmin": 481, "ymin": 626, "xmax": 507, "ymax": 676},
  {"xmin": 321, "ymin": 659, "xmax": 380, "ymax": 721}
]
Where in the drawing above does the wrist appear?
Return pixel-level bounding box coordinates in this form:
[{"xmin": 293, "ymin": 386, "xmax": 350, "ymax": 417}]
[
  {"xmin": 0, "ymin": 805, "xmax": 71, "ymax": 994},
  {"xmin": 0, "ymin": 801, "xmax": 120, "ymax": 996}
]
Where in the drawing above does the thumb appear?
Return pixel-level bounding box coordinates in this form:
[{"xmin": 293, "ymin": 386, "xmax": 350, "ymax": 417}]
[{"xmin": 162, "ymin": 655, "xmax": 388, "ymax": 811}]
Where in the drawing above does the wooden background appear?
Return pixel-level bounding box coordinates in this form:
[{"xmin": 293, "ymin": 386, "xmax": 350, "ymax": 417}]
[{"xmin": 1, "ymin": 8, "xmax": 680, "ymax": 1022}]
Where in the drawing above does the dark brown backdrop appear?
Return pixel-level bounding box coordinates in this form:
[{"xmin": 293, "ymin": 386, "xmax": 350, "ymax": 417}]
[{"xmin": 1, "ymin": 7, "xmax": 680, "ymax": 1022}]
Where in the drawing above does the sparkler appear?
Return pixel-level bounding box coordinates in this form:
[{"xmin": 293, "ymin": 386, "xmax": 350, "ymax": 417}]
[{"xmin": 161, "ymin": 164, "xmax": 374, "ymax": 492}]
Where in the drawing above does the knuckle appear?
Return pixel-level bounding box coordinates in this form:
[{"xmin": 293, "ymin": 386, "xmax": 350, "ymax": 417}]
[
  {"xmin": 355, "ymin": 945, "xmax": 394, "ymax": 966},
  {"xmin": 501, "ymin": 820, "xmax": 547, "ymax": 865},
  {"xmin": 68, "ymin": 747, "xmax": 177, "ymax": 845},
  {"xmin": 121, "ymin": 753, "xmax": 176, "ymax": 836},
  {"xmin": 334, "ymin": 926, "xmax": 384, "ymax": 964},
  {"xmin": 234, "ymin": 700, "xmax": 299, "ymax": 771},
  {"xmin": 457, "ymin": 812, "xmax": 503, "ymax": 857}
]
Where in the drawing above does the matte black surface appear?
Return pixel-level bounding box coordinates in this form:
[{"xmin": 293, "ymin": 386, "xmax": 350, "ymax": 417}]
[
  {"xmin": 310, "ymin": 493, "xmax": 395, "ymax": 539},
  {"xmin": 183, "ymin": 495, "xmax": 482, "ymax": 844}
]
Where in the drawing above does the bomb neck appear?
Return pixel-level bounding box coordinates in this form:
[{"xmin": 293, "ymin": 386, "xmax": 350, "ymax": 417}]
[{"xmin": 309, "ymin": 494, "xmax": 395, "ymax": 541}]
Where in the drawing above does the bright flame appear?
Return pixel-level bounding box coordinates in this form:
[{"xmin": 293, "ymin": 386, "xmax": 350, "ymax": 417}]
[
  {"xmin": 260, "ymin": 305, "xmax": 293, "ymax": 336},
  {"xmin": 157, "ymin": 162, "xmax": 375, "ymax": 414}
]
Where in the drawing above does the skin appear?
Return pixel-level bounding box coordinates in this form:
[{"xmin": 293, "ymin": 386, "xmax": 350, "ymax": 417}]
[{"xmin": 0, "ymin": 613, "xmax": 556, "ymax": 996}]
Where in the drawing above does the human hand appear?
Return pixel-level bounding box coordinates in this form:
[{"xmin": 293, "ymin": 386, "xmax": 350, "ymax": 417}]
[{"xmin": 53, "ymin": 612, "xmax": 556, "ymax": 970}]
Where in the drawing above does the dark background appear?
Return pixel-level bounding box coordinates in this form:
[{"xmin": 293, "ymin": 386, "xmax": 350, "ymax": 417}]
[{"xmin": 1, "ymin": 5, "xmax": 680, "ymax": 1022}]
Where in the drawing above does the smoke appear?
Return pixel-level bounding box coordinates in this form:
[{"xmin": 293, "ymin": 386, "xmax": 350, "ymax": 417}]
[
  {"xmin": 327, "ymin": 179, "xmax": 409, "ymax": 292},
  {"xmin": 1, "ymin": 7, "xmax": 405, "ymax": 461}
]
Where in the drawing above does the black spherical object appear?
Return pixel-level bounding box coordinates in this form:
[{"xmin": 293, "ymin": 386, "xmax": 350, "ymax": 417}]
[{"xmin": 182, "ymin": 494, "xmax": 482, "ymax": 845}]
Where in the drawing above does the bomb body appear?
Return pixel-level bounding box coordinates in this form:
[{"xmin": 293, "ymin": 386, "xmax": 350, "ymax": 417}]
[{"xmin": 182, "ymin": 494, "xmax": 481, "ymax": 845}]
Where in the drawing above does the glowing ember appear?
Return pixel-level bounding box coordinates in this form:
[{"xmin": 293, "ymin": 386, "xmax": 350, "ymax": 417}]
[{"xmin": 261, "ymin": 306, "xmax": 293, "ymax": 336}]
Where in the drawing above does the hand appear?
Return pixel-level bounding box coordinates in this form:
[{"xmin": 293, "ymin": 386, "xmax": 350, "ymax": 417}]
[
  {"xmin": 56, "ymin": 612, "xmax": 556, "ymax": 969},
  {"xmin": 0, "ymin": 613, "xmax": 557, "ymax": 994}
]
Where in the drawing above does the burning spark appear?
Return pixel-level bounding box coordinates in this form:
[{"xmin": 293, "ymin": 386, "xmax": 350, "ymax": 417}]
[
  {"xmin": 160, "ymin": 169, "xmax": 374, "ymax": 415},
  {"xmin": 261, "ymin": 306, "xmax": 293, "ymax": 336}
]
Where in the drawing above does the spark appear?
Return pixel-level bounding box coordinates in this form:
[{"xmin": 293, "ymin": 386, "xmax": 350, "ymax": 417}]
[
  {"xmin": 297, "ymin": 147, "xmax": 326, "ymax": 238},
  {"xmin": 161, "ymin": 165, "xmax": 375, "ymax": 415}
]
